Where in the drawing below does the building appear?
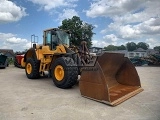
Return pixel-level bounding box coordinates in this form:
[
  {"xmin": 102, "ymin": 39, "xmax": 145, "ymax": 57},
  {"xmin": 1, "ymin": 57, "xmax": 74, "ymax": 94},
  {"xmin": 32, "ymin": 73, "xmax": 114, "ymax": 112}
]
[
  {"xmin": 89, "ymin": 47, "xmax": 103, "ymax": 55},
  {"xmin": 128, "ymin": 48, "xmax": 159, "ymax": 58},
  {"xmin": 0, "ymin": 49, "xmax": 15, "ymax": 60},
  {"xmin": 128, "ymin": 48, "xmax": 147, "ymax": 58},
  {"xmin": 90, "ymin": 47, "xmax": 159, "ymax": 59},
  {"xmin": 146, "ymin": 49, "xmax": 159, "ymax": 56},
  {"xmin": 103, "ymin": 48, "xmax": 148, "ymax": 58}
]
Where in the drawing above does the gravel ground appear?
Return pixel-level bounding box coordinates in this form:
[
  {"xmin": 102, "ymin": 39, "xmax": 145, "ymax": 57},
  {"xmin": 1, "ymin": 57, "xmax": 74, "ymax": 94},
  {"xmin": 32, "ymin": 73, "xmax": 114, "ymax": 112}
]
[{"xmin": 0, "ymin": 65, "xmax": 160, "ymax": 120}]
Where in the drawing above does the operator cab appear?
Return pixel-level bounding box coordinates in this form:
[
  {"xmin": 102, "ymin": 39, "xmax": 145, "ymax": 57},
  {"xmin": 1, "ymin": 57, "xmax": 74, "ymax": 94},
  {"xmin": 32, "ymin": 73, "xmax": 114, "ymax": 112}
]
[{"xmin": 44, "ymin": 28, "xmax": 70, "ymax": 50}]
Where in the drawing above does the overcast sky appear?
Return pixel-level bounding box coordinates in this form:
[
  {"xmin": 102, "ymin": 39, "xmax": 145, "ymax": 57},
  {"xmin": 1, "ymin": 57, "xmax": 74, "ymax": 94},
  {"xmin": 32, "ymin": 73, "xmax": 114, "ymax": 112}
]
[{"xmin": 0, "ymin": 0, "xmax": 160, "ymax": 51}]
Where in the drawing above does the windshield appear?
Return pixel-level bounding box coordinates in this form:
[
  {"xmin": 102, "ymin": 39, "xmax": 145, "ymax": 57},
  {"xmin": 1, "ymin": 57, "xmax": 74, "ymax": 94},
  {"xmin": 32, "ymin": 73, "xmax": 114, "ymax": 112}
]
[{"xmin": 56, "ymin": 31, "xmax": 70, "ymax": 46}]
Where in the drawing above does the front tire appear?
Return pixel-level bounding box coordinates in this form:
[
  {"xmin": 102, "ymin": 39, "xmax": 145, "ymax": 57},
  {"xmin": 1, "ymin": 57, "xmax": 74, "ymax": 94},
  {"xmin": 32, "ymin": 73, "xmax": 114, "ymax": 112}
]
[
  {"xmin": 51, "ymin": 57, "xmax": 78, "ymax": 89},
  {"xmin": 25, "ymin": 58, "xmax": 40, "ymax": 79}
]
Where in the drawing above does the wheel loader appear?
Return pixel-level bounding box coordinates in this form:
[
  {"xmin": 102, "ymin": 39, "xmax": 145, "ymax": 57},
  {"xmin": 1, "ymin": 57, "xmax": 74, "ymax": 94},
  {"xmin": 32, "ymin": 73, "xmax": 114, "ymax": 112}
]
[{"xmin": 21, "ymin": 28, "xmax": 143, "ymax": 106}]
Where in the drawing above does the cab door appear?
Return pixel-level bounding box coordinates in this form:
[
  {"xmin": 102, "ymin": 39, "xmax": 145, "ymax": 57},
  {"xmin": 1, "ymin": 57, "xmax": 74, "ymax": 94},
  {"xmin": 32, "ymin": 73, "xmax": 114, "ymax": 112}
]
[{"xmin": 44, "ymin": 30, "xmax": 59, "ymax": 50}]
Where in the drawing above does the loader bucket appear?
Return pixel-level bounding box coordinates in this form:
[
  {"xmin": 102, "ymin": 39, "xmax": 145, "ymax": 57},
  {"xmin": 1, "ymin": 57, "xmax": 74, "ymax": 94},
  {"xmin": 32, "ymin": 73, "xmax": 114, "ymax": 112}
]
[{"xmin": 79, "ymin": 53, "xmax": 143, "ymax": 106}]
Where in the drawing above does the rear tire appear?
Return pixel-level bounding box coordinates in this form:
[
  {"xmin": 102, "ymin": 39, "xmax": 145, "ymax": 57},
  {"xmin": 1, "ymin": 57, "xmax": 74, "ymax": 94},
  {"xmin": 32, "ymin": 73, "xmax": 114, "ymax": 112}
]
[
  {"xmin": 14, "ymin": 58, "xmax": 22, "ymax": 68},
  {"xmin": 51, "ymin": 57, "xmax": 78, "ymax": 89},
  {"xmin": 25, "ymin": 58, "xmax": 40, "ymax": 79}
]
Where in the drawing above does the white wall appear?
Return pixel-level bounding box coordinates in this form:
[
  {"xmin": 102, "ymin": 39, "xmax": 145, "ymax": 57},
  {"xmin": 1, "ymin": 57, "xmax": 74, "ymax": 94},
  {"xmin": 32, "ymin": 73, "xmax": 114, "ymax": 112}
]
[{"xmin": 128, "ymin": 52, "xmax": 147, "ymax": 58}]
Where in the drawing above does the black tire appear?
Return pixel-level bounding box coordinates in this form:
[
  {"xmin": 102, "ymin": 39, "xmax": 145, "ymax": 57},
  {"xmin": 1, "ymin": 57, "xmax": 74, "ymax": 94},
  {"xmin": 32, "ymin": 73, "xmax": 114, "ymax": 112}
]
[
  {"xmin": 14, "ymin": 58, "xmax": 22, "ymax": 68},
  {"xmin": 14, "ymin": 58, "xmax": 18, "ymax": 66},
  {"xmin": 25, "ymin": 58, "xmax": 40, "ymax": 79},
  {"xmin": 51, "ymin": 57, "xmax": 78, "ymax": 89},
  {"xmin": 72, "ymin": 54, "xmax": 82, "ymax": 75},
  {"xmin": 0, "ymin": 67, "xmax": 5, "ymax": 69}
]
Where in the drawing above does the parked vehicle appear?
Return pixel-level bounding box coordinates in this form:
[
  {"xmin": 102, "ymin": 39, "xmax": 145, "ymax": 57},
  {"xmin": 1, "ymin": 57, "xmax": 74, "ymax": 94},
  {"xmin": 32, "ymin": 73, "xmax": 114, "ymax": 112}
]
[
  {"xmin": 0, "ymin": 53, "xmax": 8, "ymax": 68},
  {"xmin": 14, "ymin": 54, "xmax": 24, "ymax": 68}
]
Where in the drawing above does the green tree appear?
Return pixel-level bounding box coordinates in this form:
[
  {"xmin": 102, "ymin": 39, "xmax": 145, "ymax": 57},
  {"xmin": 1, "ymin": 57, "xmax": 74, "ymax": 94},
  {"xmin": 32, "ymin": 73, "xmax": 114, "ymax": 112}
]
[
  {"xmin": 154, "ymin": 46, "xmax": 160, "ymax": 53},
  {"xmin": 59, "ymin": 16, "xmax": 95, "ymax": 47},
  {"xmin": 117, "ymin": 45, "xmax": 126, "ymax": 50},
  {"xmin": 104, "ymin": 45, "xmax": 117, "ymax": 51},
  {"xmin": 137, "ymin": 42, "xmax": 149, "ymax": 50},
  {"xmin": 126, "ymin": 42, "xmax": 137, "ymax": 51}
]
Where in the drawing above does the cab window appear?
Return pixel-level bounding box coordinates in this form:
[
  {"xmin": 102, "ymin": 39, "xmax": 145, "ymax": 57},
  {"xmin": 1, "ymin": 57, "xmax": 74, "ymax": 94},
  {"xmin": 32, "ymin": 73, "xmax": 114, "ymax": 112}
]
[{"xmin": 46, "ymin": 31, "xmax": 51, "ymax": 44}]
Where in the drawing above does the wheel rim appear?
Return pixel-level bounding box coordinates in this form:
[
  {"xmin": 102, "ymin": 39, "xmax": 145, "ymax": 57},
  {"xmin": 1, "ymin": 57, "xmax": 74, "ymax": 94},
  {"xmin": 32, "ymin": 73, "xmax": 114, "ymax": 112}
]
[
  {"xmin": 21, "ymin": 58, "xmax": 25, "ymax": 68},
  {"xmin": 54, "ymin": 65, "xmax": 64, "ymax": 81},
  {"xmin": 26, "ymin": 63, "xmax": 32, "ymax": 74}
]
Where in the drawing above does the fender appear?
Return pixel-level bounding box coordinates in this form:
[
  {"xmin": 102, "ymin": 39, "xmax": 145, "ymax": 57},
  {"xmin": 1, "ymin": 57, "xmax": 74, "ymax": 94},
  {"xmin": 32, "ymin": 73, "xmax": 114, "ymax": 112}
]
[{"xmin": 24, "ymin": 48, "xmax": 37, "ymax": 62}]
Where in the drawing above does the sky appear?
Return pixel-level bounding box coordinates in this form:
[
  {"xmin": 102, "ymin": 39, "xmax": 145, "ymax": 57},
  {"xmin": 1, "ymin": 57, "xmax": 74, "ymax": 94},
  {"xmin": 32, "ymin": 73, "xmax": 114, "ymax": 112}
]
[{"xmin": 0, "ymin": 0, "xmax": 160, "ymax": 52}]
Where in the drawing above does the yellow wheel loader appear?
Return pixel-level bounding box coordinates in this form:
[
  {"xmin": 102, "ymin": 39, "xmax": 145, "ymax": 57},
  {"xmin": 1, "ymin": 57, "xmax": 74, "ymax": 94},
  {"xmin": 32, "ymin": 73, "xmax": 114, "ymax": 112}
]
[{"xmin": 21, "ymin": 28, "xmax": 143, "ymax": 106}]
